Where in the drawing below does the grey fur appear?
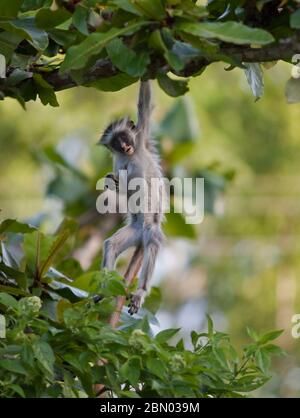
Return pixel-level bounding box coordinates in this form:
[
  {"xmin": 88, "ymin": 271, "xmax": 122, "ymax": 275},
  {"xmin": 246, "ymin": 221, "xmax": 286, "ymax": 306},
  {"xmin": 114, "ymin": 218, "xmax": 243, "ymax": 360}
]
[{"xmin": 100, "ymin": 81, "xmax": 165, "ymax": 314}]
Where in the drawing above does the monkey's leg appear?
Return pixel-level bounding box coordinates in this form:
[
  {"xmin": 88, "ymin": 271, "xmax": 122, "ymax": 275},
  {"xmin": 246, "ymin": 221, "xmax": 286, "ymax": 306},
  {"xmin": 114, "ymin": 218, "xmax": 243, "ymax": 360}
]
[
  {"xmin": 101, "ymin": 224, "xmax": 141, "ymax": 270},
  {"xmin": 128, "ymin": 226, "xmax": 163, "ymax": 315},
  {"xmin": 110, "ymin": 246, "xmax": 143, "ymax": 327}
]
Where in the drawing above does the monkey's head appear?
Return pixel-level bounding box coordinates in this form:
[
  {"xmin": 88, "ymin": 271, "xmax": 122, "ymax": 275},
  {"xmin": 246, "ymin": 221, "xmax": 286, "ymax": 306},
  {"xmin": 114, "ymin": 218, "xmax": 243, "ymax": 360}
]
[{"xmin": 99, "ymin": 118, "xmax": 137, "ymax": 156}]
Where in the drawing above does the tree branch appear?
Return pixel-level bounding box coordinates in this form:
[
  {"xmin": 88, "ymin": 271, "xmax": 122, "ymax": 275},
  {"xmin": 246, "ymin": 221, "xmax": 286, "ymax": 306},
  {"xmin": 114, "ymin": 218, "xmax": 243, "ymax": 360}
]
[{"xmin": 41, "ymin": 36, "xmax": 300, "ymax": 92}]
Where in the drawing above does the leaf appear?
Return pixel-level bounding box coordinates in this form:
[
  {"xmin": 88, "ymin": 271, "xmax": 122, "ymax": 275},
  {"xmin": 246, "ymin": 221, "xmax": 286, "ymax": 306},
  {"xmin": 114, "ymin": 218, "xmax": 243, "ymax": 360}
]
[
  {"xmin": 60, "ymin": 22, "xmax": 144, "ymax": 73},
  {"xmin": 0, "ymin": 263, "xmax": 28, "ymax": 291},
  {"xmin": 0, "ymin": 219, "xmax": 36, "ymax": 235},
  {"xmin": 290, "ymin": 9, "xmax": 300, "ymax": 29},
  {"xmin": 0, "ymin": 31, "xmax": 23, "ymax": 61},
  {"xmin": 155, "ymin": 328, "xmax": 180, "ymax": 343},
  {"xmin": 38, "ymin": 230, "xmax": 72, "ymax": 278},
  {"xmin": 106, "ymin": 37, "xmax": 150, "ymax": 77},
  {"xmin": 107, "ymin": 278, "xmax": 127, "ymax": 296},
  {"xmin": 36, "ymin": 7, "xmax": 71, "ymax": 29},
  {"xmin": 72, "ymin": 4, "xmax": 89, "ymax": 35},
  {"xmin": 255, "ymin": 349, "xmax": 270, "ymax": 374},
  {"xmin": 244, "ymin": 63, "xmax": 264, "ymax": 101},
  {"xmin": 0, "ymin": 284, "xmax": 27, "ymax": 296},
  {"xmin": 72, "ymin": 271, "xmax": 103, "ymax": 292},
  {"xmin": 87, "ymin": 73, "xmax": 138, "ymax": 91},
  {"xmin": 7, "ymin": 68, "xmax": 33, "ymax": 86},
  {"xmin": 206, "ymin": 314, "xmax": 214, "ymax": 337},
  {"xmin": 7, "ymin": 384, "xmax": 25, "ymax": 398},
  {"xmin": 0, "ymin": 359, "xmax": 27, "ymax": 375},
  {"xmin": 32, "ymin": 340, "xmax": 55, "ymax": 377},
  {"xmin": 0, "ymin": 292, "xmax": 19, "ymax": 310},
  {"xmin": 143, "ymin": 287, "xmax": 161, "ymax": 314},
  {"xmin": 258, "ymin": 330, "xmax": 283, "ymax": 345},
  {"xmin": 247, "ymin": 327, "xmax": 259, "ymax": 342},
  {"xmin": 177, "ymin": 21, "xmax": 274, "ymax": 45},
  {"xmin": 48, "ymin": 28, "xmax": 77, "ymax": 47},
  {"xmin": 33, "ymin": 74, "xmax": 59, "ymax": 107},
  {"xmin": 129, "ymin": 0, "xmax": 166, "ymax": 19},
  {"xmin": 0, "ymin": 17, "xmax": 48, "ymax": 51},
  {"xmin": 119, "ymin": 356, "xmax": 141, "ymax": 386},
  {"xmin": 0, "ymin": 0, "xmax": 23, "ymax": 18},
  {"xmin": 157, "ymin": 73, "xmax": 189, "ymax": 97},
  {"xmin": 56, "ymin": 298, "xmax": 72, "ymax": 322},
  {"xmin": 146, "ymin": 357, "xmax": 166, "ymax": 378},
  {"xmin": 285, "ymin": 77, "xmax": 300, "ymax": 104}
]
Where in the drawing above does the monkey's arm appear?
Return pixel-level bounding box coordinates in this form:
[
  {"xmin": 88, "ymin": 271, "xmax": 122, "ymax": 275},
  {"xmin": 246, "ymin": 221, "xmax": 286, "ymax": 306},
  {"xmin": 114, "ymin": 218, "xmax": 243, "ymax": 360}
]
[
  {"xmin": 104, "ymin": 172, "xmax": 119, "ymax": 192},
  {"xmin": 137, "ymin": 81, "xmax": 152, "ymax": 141}
]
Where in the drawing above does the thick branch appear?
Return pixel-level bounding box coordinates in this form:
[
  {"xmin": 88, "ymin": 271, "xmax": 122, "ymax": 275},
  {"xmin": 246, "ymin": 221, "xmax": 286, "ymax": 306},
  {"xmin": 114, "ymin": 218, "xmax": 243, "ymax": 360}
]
[{"xmin": 42, "ymin": 36, "xmax": 300, "ymax": 91}]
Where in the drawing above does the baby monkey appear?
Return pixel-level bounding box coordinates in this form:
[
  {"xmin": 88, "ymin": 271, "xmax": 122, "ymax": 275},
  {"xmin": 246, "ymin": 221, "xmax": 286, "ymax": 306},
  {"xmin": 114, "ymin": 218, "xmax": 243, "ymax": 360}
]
[{"xmin": 99, "ymin": 81, "xmax": 164, "ymax": 315}]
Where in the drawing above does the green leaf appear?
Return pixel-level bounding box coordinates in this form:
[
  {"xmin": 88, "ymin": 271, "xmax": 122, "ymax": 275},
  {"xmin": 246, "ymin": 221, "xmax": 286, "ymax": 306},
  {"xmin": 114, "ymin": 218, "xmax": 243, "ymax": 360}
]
[
  {"xmin": 112, "ymin": 0, "xmax": 142, "ymax": 15},
  {"xmin": 0, "ymin": 359, "xmax": 27, "ymax": 375},
  {"xmin": 119, "ymin": 356, "xmax": 141, "ymax": 386},
  {"xmin": 87, "ymin": 73, "xmax": 138, "ymax": 91},
  {"xmin": 0, "ymin": 0, "xmax": 23, "ymax": 18},
  {"xmin": 48, "ymin": 28, "xmax": 77, "ymax": 47},
  {"xmin": 285, "ymin": 77, "xmax": 300, "ymax": 104},
  {"xmin": 0, "ymin": 219, "xmax": 36, "ymax": 235},
  {"xmin": 72, "ymin": 271, "xmax": 103, "ymax": 292},
  {"xmin": 143, "ymin": 287, "xmax": 161, "ymax": 314},
  {"xmin": 32, "ymin": 340, "xmax": 55, "ymax": 377},
  {"xmin": 33, "ymin": 74, "xmax": 59, "ymax": 107},
  {"xmin": 290, "ymin": 9, "xmax": 300, "ymax": 29},
  {"xmin": 157, "ymin": 73, "xmax": 189, "ymax": 97},
  {"xmin": 0, "ymin": 31, "xmax": 23, "ymax": 61},
  {"xmin": 0, "ymin": 263, "xmax": 28, "ymax": 291},
  {"xmin": 206, "ymin": 314, "xmax": 214, "ymax": 337},
  {"xmin": 177, "ymin": 21, "xmax": 274, "ymax": 45},
  {"xmin": 129, "ymin": 0, "xmax": 166, "ymax": 19},
  {"xmin": 36, "ymin": 7, "xmax": 72, "ymax": 29},
  {"xmin": 107, "ymin": 278, "xmax": 127, "ymax": 296},
  {"xmin": 155, "ymin": 328, "xmax": 180, "ymax": 343},
  {"xmin": 0, "ymin": 284, "xmax": 27, "ymax": 296},
  {"xmin": 255, "ymin": 348, "xmax": 270, "ymax": 374},
  {"xmin": 106, "ymin": 37, "xmax": 150, "ymax": 77},
  {"xmin": 258, "ymin": 330, "xmax": 283, "ymax": 345},
  {"xmin": 72, "ymin": 5, "xmax": 89, "ymax": 35},
  {"xmin": 7, "ymin": 384, "xmax": 25, "ymax": 398},
  {"xmin": 7, "ymin": 68, "xmax": 33, "ymax": 86},
  {"xmin": 0, "ymin": 17, "xmax": 48, "ymax": 51},
  {"xmin": 0, "ymin": 292, "xmax": 19, "ymax": 310},
  {"xmin": 146, "ymin": 357, "xmax": 166, "ymax": 378},
  {"xmin": 38, "ymin": 230, "xmax": 72, "ymax": 278},
  {"xmin": 244, "ymin": 63, "xmax": 264, "ymax": 101},
  {"xmin": 247, "ymin": 327, "xmax": 259, "ymax": 342},
  {"xmin": 60, "ymin": 22, "xmax": 144, "ymax": 73}
]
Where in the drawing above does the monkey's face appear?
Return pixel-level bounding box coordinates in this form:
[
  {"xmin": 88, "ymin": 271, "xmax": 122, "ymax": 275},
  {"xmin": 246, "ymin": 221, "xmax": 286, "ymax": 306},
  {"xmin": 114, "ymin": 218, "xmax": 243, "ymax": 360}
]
[
  {"xmin": 110, "ymin": 130, "xmax": 136, "ymax": 155},
  {"xmin": 99, "ymin": 119, "xmax": 137, "ymax": 155}
]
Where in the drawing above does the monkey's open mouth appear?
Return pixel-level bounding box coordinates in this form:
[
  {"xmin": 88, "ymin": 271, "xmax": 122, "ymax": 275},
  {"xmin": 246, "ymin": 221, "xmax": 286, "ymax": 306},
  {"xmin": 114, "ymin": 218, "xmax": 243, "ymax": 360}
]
[{"xmin": 122, "ymin": 143, "xmax": 134, "ymax": 155}]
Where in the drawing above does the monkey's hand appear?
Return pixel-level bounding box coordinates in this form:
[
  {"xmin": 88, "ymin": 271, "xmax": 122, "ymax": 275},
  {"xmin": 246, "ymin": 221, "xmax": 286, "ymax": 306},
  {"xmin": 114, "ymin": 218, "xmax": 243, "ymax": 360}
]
[
  {"xmin": 128, "ymin": 288, "xmax": 146, "ymax": 315},
  {"xmin": 104, "ymin": 173, "xmax": 119, "ymax": 191}
]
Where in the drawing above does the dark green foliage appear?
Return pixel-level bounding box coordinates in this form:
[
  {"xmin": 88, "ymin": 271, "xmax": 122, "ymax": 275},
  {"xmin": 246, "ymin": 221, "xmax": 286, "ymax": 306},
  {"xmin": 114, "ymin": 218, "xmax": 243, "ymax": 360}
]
[
  {"xmin": 0, "ymin": 219, "xmax": 284, "ymax": 398},
  {"xmin": 0, "ymin": 1, "xmax": 298, "ymax": 105}
]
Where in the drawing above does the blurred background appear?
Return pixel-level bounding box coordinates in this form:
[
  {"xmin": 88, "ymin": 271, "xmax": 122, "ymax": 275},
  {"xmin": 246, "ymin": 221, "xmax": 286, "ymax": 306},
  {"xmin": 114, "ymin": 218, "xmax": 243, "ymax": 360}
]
[{"xmin": 0, "ymin": 61, "xmax": 299, "ymax": 397}]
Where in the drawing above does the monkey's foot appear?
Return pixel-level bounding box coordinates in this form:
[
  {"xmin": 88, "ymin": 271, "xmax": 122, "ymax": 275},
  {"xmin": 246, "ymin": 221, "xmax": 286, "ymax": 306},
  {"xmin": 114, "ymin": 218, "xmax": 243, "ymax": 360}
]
[{"xmin": 128, "ymin": 289, "xmax": 146, "ymax": 315}]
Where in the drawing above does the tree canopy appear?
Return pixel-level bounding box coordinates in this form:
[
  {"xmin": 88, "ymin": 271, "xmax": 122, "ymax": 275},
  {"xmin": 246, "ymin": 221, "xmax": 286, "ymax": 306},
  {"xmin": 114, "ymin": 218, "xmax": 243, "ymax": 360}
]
[{"xmin": 0, "ymin": 0, "xmax": 300, "ymax": 106}]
